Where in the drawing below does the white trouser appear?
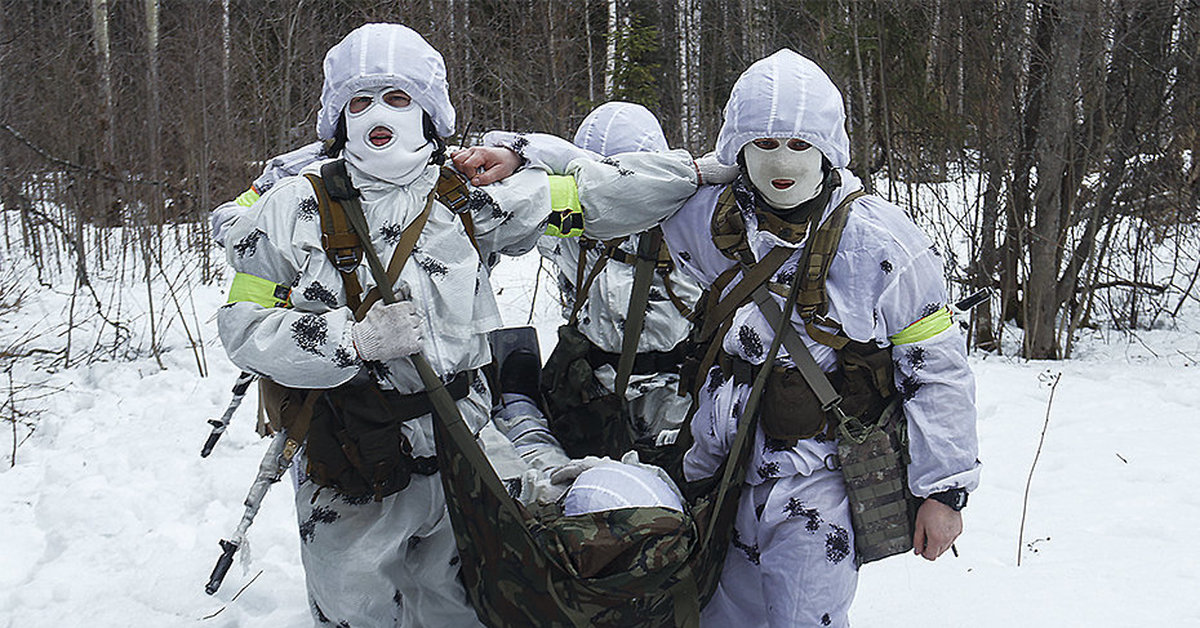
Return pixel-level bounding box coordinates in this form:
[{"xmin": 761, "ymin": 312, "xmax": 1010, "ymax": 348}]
[
  {"xmin": 294, "ymin": 472, "xmax": 485, "ymax": 628},
  {"xmin": 702, "ymin": 468, "xmax": 859, "ymax": 628}
]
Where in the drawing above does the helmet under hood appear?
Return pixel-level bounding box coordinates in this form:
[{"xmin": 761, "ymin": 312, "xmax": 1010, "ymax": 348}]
[
  {"xmin": 317, "ymin": 23, "xmax": 455, "ymax": 141},
  {"xmin": 573, "ymin": 101, "xmax": 669, "ymax": 156},
  {"xmin": 714, "ymin": 49, "xmax": 850, "ymax": 169}
]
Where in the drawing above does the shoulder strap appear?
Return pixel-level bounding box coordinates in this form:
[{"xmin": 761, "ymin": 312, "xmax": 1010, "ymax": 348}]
[
  {"xmin": 436, "ymin": 166, "xmax": 482, "ymax": 258},
  {"xmin": 613, "ymin": 227, "xmax": 664, "ymax": 399},
  {"xmin": 711, "ymin": 185, "xmax": 754, "ymax": 265},
  {"xmin": 307, "ymin": 168, "xmax": 365, "ymax": 311},
  {"xmin": 795, "ymin": 189, "xmax": 867, "ymax": 330},
  {"xmin": 307, "ymin": 161, "xmax": 433, "ymax": 321},
  {"xmin": 565, "ymin": 238, "xmax": 622, "ymax": 326}
]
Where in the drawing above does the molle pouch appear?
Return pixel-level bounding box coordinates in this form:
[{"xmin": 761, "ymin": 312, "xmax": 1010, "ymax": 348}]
[
  {"xmin": 758, "ymin": 365, "xmax": 829, "ymax": 443},
  {"xmin": 257, "ymin": 378, "xmax": 309, "ymax": 437},
  {"xmin": 305, "ymin": 384, "xmax": 417, "ymax": 500},
  {"xmin": 837, "ymin": 401, "xmax": 919, "ymax": 565}
]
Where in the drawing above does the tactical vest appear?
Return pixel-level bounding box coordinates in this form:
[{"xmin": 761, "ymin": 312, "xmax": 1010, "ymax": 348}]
[
  {"xmin": 256, "ymin": 162, "xmax": 480, "ymax": 501},
  {"xmin": 686, "ymin": 185, "xmax": 919, "ymax": 565}
]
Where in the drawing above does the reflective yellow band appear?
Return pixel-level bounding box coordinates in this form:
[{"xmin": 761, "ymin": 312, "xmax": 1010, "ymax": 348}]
[
  {"xmin": 228, "ymin": 272, "xmax": 292, "ymax": 308},
  {"xmin": 234, "ymin": 187, "xmax": 260, "ymax": 208},
  {"xmin": 890, "ymin": 306, "xmax": 952, "ymax": 345},
  {"xmin": 545, "ymin": 175, "xmax": 584, "ymax": 237}
]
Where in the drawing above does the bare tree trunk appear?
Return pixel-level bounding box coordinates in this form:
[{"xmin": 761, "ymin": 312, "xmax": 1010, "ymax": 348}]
[
  {"xmin": 849, "ymin": 1, "xmax": 874, "ymax": 193},
  {"xmin": 677, "ymin": 0, "xmax": 701, "ymax": 151},
  {"xmin": 143, "ymin": 0, "xmax": 163, "ymax": 367},
  {"xmin": 605, "ymin": 0, "xmax": 618, "ymax": 99},
  {"xmin": 586, "ymin": 0, "xmax": 596, "ymax": 103},
  {"xmin": 1024, "ymin": 2, "xmax": 1083, "ymax": 359},
  {"xmin": 222, "ymin": 0, "xmax": 232, "ymax": 126}
]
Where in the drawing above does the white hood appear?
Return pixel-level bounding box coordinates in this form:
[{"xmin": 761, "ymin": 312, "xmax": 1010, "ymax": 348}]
[
  {"xmin": 573, "ymin": 101, "xmax": 669, "ymax": 156},
  {"xmin": 317, "ymin": 23, "xmax": 455, "ymax": 140},
  {"xmin": 714, "ymin": 49, "xmax": 850, "ymax": 168}
]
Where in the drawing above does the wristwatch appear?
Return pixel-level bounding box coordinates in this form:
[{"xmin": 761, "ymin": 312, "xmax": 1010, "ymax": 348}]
[{"xmin": 928, "ymin": 488, "xmax": 968, "ymax": 511}]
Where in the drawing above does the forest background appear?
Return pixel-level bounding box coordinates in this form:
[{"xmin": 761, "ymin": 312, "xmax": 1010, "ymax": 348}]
[{"xmin": 2, "ymin": 0, "xmax": 1199, "ymax": 367}]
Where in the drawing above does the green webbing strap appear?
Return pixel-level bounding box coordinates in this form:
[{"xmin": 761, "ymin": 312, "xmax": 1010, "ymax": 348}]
[
  {"xmin": 702, "ymin": 250, "xmax": 806, "ymax": 551},
  {"xmin": 752, "ymin": 282, "xmax": 843, "ymax": 412},
  {"xmin": 698, "ymin": 247, "xmax": 792, "ymax": 341},
  {"xmin": 227, "ymin": 272, "xmax": 292, "ymax": 308},
  {"xmin": 566, "ymin": 239, "xmax": 616, "ymax": 327},
  {"xmin": 613, "ymin": 228, "xmax": 664, "ymax": 400},
  {"xmin": 336, "ymin": 174, "xmax": 528, "ymax": 528}
]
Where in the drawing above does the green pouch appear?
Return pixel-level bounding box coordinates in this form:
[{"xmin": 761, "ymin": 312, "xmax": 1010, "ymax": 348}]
[
  {"xmin": 837, "ymin": 402, "xmax": 920, "ymax": 565},
  {"xmin": 758, "ymin": 365, "xmax": 829, "ymax": 442}
]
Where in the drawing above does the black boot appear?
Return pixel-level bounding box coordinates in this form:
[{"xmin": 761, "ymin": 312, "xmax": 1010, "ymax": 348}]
[{"xmin": 498, "ymin": 348, "xmax": 541, "ymax": 399}]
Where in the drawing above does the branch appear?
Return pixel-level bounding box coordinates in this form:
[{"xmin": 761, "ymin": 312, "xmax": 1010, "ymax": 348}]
[
  {"xmin": 0, "ymin": 122, "xmax": 192, "ymax": 197},
  {"xmin": 1075, "ymin": 280, "xmax": 1168, "ymax": 294}
]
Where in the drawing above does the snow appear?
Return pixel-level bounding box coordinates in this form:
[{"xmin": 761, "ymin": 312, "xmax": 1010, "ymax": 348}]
[{"xmin": 3, "ymin": 239, "xmax": 1200, "ymax": 627}]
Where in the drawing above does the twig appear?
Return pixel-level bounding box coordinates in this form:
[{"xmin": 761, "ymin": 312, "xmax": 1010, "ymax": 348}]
[
  {"xmin": 1018, "ymin": 371, "xmax": 1061, "ymax": 566},
  {"xmin": 200, "ymin": 569, "xmax": 263, "ymax": 620}
]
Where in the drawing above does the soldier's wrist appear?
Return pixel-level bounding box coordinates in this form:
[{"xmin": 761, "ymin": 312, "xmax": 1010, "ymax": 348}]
[{"xmin": 927, "ymin": 487, "xmax": 968, "ymax": 511}]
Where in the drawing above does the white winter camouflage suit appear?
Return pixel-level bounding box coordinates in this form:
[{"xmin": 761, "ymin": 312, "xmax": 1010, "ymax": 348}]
[
  {"xmin": 216, "ymin": 24, "xmax": 547, "ymax": 628},
  {"xmin": 486, "ymin": 101, "xmax": 702, "ymax": 446},
  {"xmin": 494, "ymin": 49, "xmax": 981, "ymax": 627}
]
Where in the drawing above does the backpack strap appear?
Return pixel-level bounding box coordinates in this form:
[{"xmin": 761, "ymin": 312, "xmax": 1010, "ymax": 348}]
[
  {"xmin": 307, "ymin": 167, "xmax": 365, "ymax": 311},
  {"xmin": 793, "ymin": 189, "xmax": 867, "ymax": 349},
  {"xmin": 565, "ymin": 237, "xmax": 623, "ymax": 326},
  {"xmin": 306, "ymin": 160, "xmax": 434, "ymax": 321},
  {"xmin": 711, "ymin": 186, "xmax": 755, "ymax": 266},
  {"xmin": 436, "ymin": 165, "xmax": 483, "ymax": 258},
  {"xmin": 613, "ymin": 227, "xmax": 665, "ymax": 399}
]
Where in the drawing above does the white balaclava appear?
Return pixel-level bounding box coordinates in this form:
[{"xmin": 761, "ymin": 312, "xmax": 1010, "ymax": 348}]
[
  {"xmin": 742, "ymin": 139, "xmax": 825, "ymax": 209},
  {"xmin": 343, "ymin": 86, "xmax": 434, "ymax": 185},
  {"xmin": 573, "ymin": 101, "xmax": 669, "ymax": 156},
  {"xmin": 317, "ymin": 24, "xmax": 455, "ymax": 184},
  {"xmin": 715, "ymin": 49, "xmax": 850, "ymax": 208}
]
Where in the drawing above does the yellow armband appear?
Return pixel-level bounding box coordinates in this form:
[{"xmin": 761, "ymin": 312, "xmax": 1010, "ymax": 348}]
[
  {"xmin": 889, "ymin": 306, "xmax": 952, "ymax": 345},
  {"xmin": 544, "ymin": 175, "xmax": 584, "ymax": 237},
  {"xmin": 228, "ymin": 272, "xmax": 292, "ymax": 308}
]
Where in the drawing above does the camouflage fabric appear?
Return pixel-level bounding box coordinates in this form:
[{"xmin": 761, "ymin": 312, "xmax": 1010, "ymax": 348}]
[
  {"xmin": 838, "ymin": 401, "xmax": 920, "ymax": 565},
  {"xmin": 433, "ymin": 396, "xmax": 753, "ymax": 627}
]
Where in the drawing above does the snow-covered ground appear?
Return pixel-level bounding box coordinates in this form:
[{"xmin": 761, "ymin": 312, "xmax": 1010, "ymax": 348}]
[{"xmin": 2, "ymin": 242, "xmax": 1199, "ymax": 627}]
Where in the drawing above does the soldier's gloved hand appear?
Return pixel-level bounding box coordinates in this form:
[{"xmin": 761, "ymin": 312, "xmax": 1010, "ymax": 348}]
[
  {"xmin": 351, "ymin": 301, "xmax": 424, "ymax": 361},
  {"xmin": 694, "ymin": 151, "xmax": 740, "ymax": 186}
]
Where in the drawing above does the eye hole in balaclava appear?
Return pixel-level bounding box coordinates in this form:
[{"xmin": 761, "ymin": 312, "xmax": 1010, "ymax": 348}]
[{"xmin": 324, "ymin": 108, "xmax": 445, "ymax": 167}]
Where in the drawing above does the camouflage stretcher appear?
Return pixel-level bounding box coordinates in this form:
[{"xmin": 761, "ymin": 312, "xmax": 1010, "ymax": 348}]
[{"xmin": 432, "ymin": 388, "xmax": 759, "ymax": 627}]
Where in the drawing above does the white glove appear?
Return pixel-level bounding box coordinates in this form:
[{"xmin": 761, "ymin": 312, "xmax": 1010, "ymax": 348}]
[
  {"xmin": 350, "ymin": 300, "xmax": 424, "ymax": 362},
  {"xmin": 210, "ymin": 200, "xmax": 250, "ymax": 248},
  {"xmin": 694, "ymin": 151, "xmax": 740, "ymax": 186}
]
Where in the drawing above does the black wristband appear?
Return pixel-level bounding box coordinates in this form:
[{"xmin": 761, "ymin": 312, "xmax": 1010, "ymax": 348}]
[{"xmin": 928, "ymin": 488, "xmax": 968, "ymax": 511}]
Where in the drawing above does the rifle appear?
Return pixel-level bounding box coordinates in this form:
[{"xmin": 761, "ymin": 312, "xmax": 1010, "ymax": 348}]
[
  {"xmin": 201, "ymin": 371, "xmax": 257, "ymax": 458},
  {"xmin": 205, "ymin": 428, "xmax": 301, "ymax": 594}
]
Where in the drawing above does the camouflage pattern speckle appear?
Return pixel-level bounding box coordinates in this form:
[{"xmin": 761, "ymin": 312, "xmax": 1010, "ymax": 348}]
[
  {"xmin": 826, "ymin": 523, "xmax": 851, "ymax": 564},
  {"xmin": 304, "ymin": 281, "xmax": 339, "ymax": 309},
  {"xmin": 880, "ymin": 259, "xmax": 893, "ymax": 273},
  {"xmin": 906, "ymin": 346, "xmax": 926, "ymax": 370},
  {"xmin": 379, "ymin": 222, "xmax": 405, "ymax": 245},
  {"xmin": 738, "ymin": 325, "xmax": 764, "ymax": 360},
  {"xmin": 292, "ymin": 314, "xmax": 328, "ymax": 356},
  {"xmin": 731, "ymin": 527, "xmax": 761, "ymax": 565},
  {"xmin": 297, "ymin": 196, "xmax": 319, "ymax": 221},
  {"xmin": 783, "ymin": 497, "xmax": 822, "ymax": 532},
  {"xmin": 299, "ymin": 506, "xmax": 340, "ymax": 543},
  {"xmin": 233, "ymin": 229, "xmax": 264, "ymax": 259}
]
